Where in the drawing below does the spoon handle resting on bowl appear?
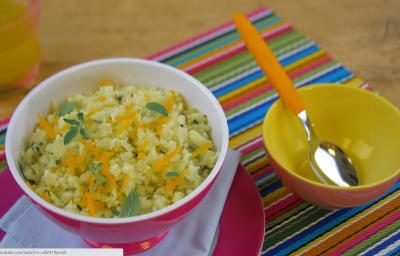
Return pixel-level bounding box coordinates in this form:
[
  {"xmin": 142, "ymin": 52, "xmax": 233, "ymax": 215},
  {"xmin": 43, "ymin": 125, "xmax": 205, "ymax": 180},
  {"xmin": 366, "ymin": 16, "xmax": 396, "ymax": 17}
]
[{"xmin": 233, "ymin": 12, "xmax": 305, "ymax": 115}]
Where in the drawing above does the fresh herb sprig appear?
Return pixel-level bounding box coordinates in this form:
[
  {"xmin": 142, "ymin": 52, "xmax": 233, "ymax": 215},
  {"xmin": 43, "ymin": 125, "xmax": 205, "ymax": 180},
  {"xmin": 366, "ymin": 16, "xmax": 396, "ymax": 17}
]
[
  {"xmin": 30, "ymin": 142, "xmax": 41, "ymax": 153},
  {"xmin": 58, "ymin": 101, "xmax": 76, "ymax": 116},
  {"xmin": 119, "ymin": 191, "xmax": 140, "ymax": 217},
  {"xmin": 145, "ymin": 102, "xmax": 168, "ymax": 116},
  {"xmin": 166, "ymin": 171, "xmax": 180, "ymax": 177},
  {"xmin": 19, "ymin": 161, "xmax": 36, "ymax": 185},
  {"xmin": 63, "ymin": 112, "xmax": 90, "ymax": 145},
  {"xmin": 88, "ymin": 162, "xmax": 106, "ymax": 192},
  {"xmin": 111, "ymin": 209, "xmax": 120, "ymax": 216},
  {"xmin": 115, "ymin": 95, "xmax": 123, "ymax": 103}
]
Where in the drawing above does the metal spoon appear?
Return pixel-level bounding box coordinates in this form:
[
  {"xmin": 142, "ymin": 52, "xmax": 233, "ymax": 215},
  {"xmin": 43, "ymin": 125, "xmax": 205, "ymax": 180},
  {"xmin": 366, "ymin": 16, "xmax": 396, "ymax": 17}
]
[{"xmin": 233, "ymin": 13, "xmax": 358, "ymax": 187}]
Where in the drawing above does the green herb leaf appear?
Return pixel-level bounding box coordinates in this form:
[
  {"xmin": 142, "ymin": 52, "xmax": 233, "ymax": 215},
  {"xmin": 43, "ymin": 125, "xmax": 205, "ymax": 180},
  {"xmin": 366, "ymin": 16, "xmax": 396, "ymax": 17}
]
[
  {"xmin": 55, "ymin": 159, "xmax": 61, "ymax": 165},
  {"xmin": 80, "ymin": 127, "xmax": 90, "ymax": 139},
  {"xmin": 93, "ymin": 175, "xmax": 107, "ymax": 192},
  {"xmin": 120, "ymin": 191, "xmax": 140, "ymax": 217},
  {"xmin": 77, "ymin": 112, "xmax": 84, "ymax": 122},
  {"xmin": 145, "ymin": 102, "xmax": 168, "ymax": 116},
  {"xmin": 112, "ymin": 209, "xmax": 120, "ymax": 216},
  {"xmin": 58, "ymin": 101, "xmax": 76, "ymax": 116},
  {"xmin": 77, "ymin": 205, "xmax": 82, "ymax": 211},
  {"xmin": 30, "ymin": 142, "xmax": 40, "ymax": 153},
  {"xmin": 88, "ymin": 163, "xmax": 106, "ymax": 192},
  {"xmin": 193, "ymin": 119, "xmax": 199, "ymax": 125},
  {"xmin": 63, "ymin": 118, "xmax": 80, "ymax": 126},
  {"xmin": 63, "ymin": 126, "xmax": 79, "ymax": 145},
  {"xmin": 89, "ymin": 162, "xmax": 102, "ymax": 175},
  {"xmin": 19, "ymin": 161, "xmax": 36, "ymax": 185},
  {"xmin": 115, "ymin": 95, "xmax": 123, "ymax": 103},
  {"xmin": 27, "ymin": 179, "xmax": 36, "ymax": 185},
  {"xmin": 166, "ymin": 171, "xmax": 180, "ymax": 177}
]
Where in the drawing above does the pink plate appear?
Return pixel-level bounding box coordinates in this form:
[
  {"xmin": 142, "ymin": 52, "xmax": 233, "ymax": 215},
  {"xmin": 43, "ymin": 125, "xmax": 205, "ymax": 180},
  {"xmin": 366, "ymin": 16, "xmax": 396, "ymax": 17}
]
[
  {"xmin": 0, "ymin": 165, "xmax": 265, "ymax": 255},
  {"xmin": 213, "ymin": 165, "xmax": 265, "ymax": 255}
]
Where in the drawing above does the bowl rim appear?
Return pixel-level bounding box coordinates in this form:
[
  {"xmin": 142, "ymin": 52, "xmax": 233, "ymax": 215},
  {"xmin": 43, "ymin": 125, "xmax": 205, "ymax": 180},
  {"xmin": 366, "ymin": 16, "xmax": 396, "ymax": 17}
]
[
  {"xmin": 263, "ymin": 83, "xmax": 400, "ymax": 191},
  {"xmin": 6, "ymin": 58, "xmax": 229, "ymax": 224}
]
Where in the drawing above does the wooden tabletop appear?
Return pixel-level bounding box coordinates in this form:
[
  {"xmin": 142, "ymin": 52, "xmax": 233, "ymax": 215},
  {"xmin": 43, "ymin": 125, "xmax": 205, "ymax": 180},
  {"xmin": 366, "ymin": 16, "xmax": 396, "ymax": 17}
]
[{"xmin": 1, "ymin": 0, "xmax": 399, "ymax": 118}]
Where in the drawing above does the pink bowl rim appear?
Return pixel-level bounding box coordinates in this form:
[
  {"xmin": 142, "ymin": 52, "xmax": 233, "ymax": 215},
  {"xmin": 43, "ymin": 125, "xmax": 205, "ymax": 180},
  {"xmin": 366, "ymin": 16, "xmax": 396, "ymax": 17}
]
[{"xmin": 6, "ymin": 58, "xmax": 229, "ymax": 224}]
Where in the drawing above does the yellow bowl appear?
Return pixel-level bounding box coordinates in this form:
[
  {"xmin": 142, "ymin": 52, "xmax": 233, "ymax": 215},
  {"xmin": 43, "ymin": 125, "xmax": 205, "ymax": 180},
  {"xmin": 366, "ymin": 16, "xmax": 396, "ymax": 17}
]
[{"xmin": 263, "ymin": 83, "xmax": 400, "ymax": 208}]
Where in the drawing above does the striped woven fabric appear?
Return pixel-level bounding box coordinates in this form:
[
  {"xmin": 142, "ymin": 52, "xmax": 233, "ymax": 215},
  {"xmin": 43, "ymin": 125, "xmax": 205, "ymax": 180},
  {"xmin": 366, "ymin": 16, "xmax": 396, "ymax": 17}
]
[{"xmin": 1, "ymin": 7, "xmax": 399, "ymax": 255}]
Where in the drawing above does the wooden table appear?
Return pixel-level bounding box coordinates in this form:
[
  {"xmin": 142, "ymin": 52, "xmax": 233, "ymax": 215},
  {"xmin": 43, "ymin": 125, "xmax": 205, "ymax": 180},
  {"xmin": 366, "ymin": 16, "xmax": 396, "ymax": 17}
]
[{"xmin": 1, "ymin": 0, "xmax": 399, "ymax": 118}]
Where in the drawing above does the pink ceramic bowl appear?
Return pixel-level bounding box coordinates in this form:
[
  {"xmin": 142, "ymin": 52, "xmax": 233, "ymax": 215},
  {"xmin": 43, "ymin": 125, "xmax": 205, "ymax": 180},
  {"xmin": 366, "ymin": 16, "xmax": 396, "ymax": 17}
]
[{"xmin": 6, "ymin": 58, "xmax": 229, "ymax": 253}]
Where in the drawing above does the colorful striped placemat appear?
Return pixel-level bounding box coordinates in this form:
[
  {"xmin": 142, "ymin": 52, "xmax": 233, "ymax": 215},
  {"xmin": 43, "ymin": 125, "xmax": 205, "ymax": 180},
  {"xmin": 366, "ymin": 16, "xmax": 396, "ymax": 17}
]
[{"xmin": 1, "ymin": 7, "xmax": 399, "ymax": 255}]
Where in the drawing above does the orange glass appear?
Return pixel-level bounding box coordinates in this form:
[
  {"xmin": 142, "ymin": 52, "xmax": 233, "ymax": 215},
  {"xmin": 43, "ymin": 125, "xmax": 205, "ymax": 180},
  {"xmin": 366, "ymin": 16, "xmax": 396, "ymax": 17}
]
[{"xmin": 0, "ymin": 0, "xmax": 40, "ymax": 93}]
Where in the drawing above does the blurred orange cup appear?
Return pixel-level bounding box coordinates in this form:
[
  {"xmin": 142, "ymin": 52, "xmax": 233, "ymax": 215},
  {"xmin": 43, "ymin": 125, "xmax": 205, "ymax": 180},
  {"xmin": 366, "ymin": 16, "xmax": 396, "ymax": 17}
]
[{"xmin": 0, "ymin": 0, "xmax": 40, "ymax": 93}]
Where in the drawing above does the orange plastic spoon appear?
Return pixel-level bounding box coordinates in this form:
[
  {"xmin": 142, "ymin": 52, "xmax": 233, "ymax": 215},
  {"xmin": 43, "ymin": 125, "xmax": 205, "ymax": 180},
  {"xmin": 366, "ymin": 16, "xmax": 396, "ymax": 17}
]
[{"xmin": 233, "ymin": 12, "xmax": 358, "ymax": 186}]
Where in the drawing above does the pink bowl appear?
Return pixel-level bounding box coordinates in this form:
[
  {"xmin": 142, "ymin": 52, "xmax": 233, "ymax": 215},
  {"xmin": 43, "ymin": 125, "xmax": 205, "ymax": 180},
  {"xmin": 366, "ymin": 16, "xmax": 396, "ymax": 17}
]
[{"xmin": 6, "ymin": 58, "xmax": 229, "ymax": 253}]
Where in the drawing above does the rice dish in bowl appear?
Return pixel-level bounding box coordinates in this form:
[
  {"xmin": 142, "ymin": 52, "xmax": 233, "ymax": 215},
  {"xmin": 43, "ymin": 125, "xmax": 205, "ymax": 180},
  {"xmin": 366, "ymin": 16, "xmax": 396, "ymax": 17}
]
[
  {"xmin": 19, "ymin": 83, "xmax": 217, "ymax": 218},
  {"xmin": 6, "ymin": 58, "xmax": 229, "ymax": 252}
]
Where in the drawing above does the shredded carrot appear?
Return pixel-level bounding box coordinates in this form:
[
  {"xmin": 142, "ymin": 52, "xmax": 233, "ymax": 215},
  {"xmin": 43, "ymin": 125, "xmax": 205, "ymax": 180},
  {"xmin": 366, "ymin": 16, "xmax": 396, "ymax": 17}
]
[
  {"xmin": 153, "ymin": 146, "xmax": 182, "ymax": 172},
  {"xmin": 37, "ymin": 113, "xmax": 56, "ymax": 139},
  {"xmin": 116, "ymin": 120, "xmax": 132, "ymax": 135},
  {"xmin": 101, "ymin": 79, "xmax": 111, "ymax": 87},
  {"xmin": 53, "ymin": 114, "xmax": 59, "ymax": 132},
  {"xmin": 156, "ymin": 116, "xmax": 168, "ymax": 136},
  {"xmin": 25, "ymin": 181, "xmax": 34, "ymax": 190},
  {"xmin": 41, "ymin": 192, "xmax": 51, "ymax": 202},
  {"xmin": 86, "ymin": 107, "xmax": 100, "ymax": 118},
  {"xmin": 165, "ymin": 94, "xmax": 174, "ymax": 112},
  {"xmin": 125, "ymin": 105, "xmax": 135, "ymax": 114},
  {"xmin": 121, "ymin": 174, "xmax": 130, "ymax": 190},
  {"xmin": 131, "ymin": 115, "xmax": 150, "ymax": 130},
  {"xmin": 137, "ymin": 140, "xmax": 149, "ymax": 153},
  {"xmin": 97, "ymin": 95, "xmax": 106, "ymax": 102},
  {"xmin": 84, "ymin": 192, "xmax": 96, "ymax": 216},
  {"xmin": 137, "ymin": 140, "xmax": 148, "ymax": 160},
  {"xmin": 191, "ymin": 142, "xmax": 212, "ymax": 158},
  {"xmin": 129, "ymin": 127, "xmax": 138, "ymax": 141},
  {"xmin": 82, "ymin": 140, "xmax": 99, "ymax": 156},
  {"xmin": 137, "ymin": 152, "xmax": 146, "ymax": 160},
  {"xmin": 181, "ymin": 169, "xmax": 188, "ymax": 177},
  {"xmin": 98, "ymin": 152, "xmax": 117, "ymax": 191},
  {"xmin": 116, "ymin": 105, "xmax": 136, "ymax": 122},
  {"xmin": 118, "ymin": 191, "xmax": 125, "ymax": 203},
  {"xmin": 92, "ymin": 200, "xmax": 105, "ymax": 209},
  {"xmin": 60, "ymin": 124, "xmax": 69, "ymax": 135},
  {"xmin": 138, "ymin": 123, "xmax": 151, "ymax": 129},
  {"xmin": 115, "ymin": 115, "xmax": 125, "ymax": 123},
  {"xmin": 114, "ymin": 106, "xmax": 137, "ymax": 135},
  {"xmin": 60, "ymin": 149, "xmax": 84, "ymax": 175},
  {"xmin": 165, "ymin": 177, "xmax": 182, "ymax": 192},
  {"xmin": 86, "ymin": 119, "xmax": 95, "ymax": 127},
  {"xmin": 82, "ymin": 175, "xmax": 106, "ymax": 214}
]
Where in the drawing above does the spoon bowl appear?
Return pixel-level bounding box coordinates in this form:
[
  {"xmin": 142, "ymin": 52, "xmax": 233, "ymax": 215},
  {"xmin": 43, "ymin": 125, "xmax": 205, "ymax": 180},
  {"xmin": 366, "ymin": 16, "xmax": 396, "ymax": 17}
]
[{"xmin": 298, "ymin": 110, "xmax": 359, "ymax": 187}]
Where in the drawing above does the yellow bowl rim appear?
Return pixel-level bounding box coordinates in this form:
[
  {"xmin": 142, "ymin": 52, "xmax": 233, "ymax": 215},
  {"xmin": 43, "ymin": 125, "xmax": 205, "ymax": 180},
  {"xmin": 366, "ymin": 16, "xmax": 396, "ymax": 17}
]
[{"xmin": 263, "ymin": 83, "xmax": 400, "ymax": 191}]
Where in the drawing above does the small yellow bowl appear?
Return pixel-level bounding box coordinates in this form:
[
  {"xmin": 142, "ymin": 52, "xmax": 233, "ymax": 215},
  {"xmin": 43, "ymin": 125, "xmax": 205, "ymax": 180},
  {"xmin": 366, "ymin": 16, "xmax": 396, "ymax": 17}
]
[{"xmin": 263, "ymin": 83, "xmax": 400, "ymax": 209}]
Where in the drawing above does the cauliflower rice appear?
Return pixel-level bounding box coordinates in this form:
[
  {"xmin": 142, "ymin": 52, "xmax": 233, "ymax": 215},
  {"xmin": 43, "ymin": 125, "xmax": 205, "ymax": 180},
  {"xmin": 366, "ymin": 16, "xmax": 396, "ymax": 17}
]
[{"xmin": 19, "ymin": 83, "xmax": 217, "ymax": 218}]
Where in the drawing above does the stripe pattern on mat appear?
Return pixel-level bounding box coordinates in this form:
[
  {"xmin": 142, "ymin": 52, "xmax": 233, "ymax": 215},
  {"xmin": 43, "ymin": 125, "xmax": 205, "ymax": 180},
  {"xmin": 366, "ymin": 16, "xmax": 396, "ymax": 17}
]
[{"xmin": 1, "ymin": 7, "xmax": 399, "ymax": 256}]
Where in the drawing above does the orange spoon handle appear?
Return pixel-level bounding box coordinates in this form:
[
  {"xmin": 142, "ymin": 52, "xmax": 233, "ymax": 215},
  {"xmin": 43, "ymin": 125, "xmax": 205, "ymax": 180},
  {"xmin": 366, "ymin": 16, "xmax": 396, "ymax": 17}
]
[{"xmin": 233, "ymin": 12, "xmax": 305, "ymax": 114}]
